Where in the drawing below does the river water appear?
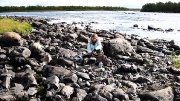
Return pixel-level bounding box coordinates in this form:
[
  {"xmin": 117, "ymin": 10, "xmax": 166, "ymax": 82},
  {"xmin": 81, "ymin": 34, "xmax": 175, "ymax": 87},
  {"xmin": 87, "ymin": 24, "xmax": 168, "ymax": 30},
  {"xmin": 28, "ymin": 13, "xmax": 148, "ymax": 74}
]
[{"xmin": 1, "ymin": 11, "xmax": 180, "ymax": 45}]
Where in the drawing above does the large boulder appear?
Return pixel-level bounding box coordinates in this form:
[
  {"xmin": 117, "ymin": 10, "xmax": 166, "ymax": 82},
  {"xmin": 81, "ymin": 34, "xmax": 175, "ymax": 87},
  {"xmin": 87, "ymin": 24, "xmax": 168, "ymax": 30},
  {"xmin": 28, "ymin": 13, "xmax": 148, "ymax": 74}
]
[
  {"xmin": 58, "ymin": 48, "xmax": 77, "ymax": 59},
  {"xmin": 103, "ymin": 38, "xmax": 134, "ymax": 56},
  {"xmin": 0, "ymin": 32, "xmax": 22, "ymax": 47},
  {"xmin": 139, "ymin": 86, "xmax": 174, "ymax": 101}
]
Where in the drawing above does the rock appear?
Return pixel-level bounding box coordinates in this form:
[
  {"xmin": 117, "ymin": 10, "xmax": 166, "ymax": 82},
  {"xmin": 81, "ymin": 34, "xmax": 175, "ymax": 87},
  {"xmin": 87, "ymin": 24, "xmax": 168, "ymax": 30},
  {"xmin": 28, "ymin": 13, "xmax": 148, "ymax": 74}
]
[
  {"xmin": 139, "ymin": 86, "xmax": 174, "ymax": 101},
  {"xmin": 120, "ymin": 80, "xmax": 137, "ymax": 93},
  {"xmin": 76, "ymin": 72, "xmax": 90, "ymax": 80},
  {"xmin": 42, "ymin": 65, "xmax": 71, "ymax": 78},
  {"xmin": 58, "ymin": 58, "xmax": 74, "ymax": 66},
  {"xmin": 58, "ymin": 48, "xmax": 77, "ymax": 59},
  {"xmin": 63, "ymin": 73, "xmax": 78, "ymax": 83},
  {"xmin": 148, "ymin": 25, "xmax": 156, "ymax": 30},
  {"xmin": 9, "ymin": 47, "xmax": 31, "ymax": 58},
  {"xmin": 27, "ymin": 87, "xmax": 37, "ymax": 96},
  {"xmin": 103, "ymin": 38, "xmax": 134, "ymax": 56},
  {"xmin": 2, "ymin": 75, "xmax": 12, "ymax": 89},
  {"xmin": 40, "ymin": 52, "xmax": 52, "ymax": 65},
  {"xmin": 77, "ymin": 34, "xmax": 89, "ymax": 43},
  {"xmin": 136, "ymin": 46, "xmax": 154, "ymax": 53},
  {"xmin": 133, "ymin": 24, "xmax": 138, "ymax": 27},
  {"xmin": 91, "ymin": 95, "xmax": 108, "ymax": 101},
  {"xmin": 61, "ymin": 86, "xmax": 74, "ymax": 98},
  {"xmin": 0, "ymin": 32, "xmax": 21, "ymax": 47},
  {"xmin": 45, "ymin": 75, "xmax": 59, "ymax": 90},
  {"xmin": 0, "ymin": 95, "xmax": 16, "ymax": 101},
  {"xmin": 134, "ymin": 76, "xmax": 153, "ymax": 84},
  {"xmin": 0, "ymin": 54, "xmax": 7, "ymax": 61},
  {"xmin": 26, "ymin": 73, "xmax": 38, "ymax": 88},
  {"xmin": 75, "ymin": 89, "xmax": 87, "ymax": 101}
]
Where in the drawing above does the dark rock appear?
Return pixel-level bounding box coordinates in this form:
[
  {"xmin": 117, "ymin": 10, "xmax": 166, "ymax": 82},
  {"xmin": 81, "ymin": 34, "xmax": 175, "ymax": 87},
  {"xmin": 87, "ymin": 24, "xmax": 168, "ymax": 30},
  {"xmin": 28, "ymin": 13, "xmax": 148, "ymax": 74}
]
[
  {"xmin": 42, "ymin": 65, "xmax": 70, "ymax": 78},
  {"xmin": 139, "ymin": 86, "xmax": 174, "ymax": 101},
  {"xmin": 9, "ymin": 47, "xmax": 31, "ymax": 58}
]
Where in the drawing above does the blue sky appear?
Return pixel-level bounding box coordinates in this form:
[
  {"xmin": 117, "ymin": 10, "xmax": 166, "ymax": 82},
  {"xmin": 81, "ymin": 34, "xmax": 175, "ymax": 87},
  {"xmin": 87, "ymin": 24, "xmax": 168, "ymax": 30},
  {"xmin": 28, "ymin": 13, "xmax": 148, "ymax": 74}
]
[{"xmin": 0, "ymin": 0, "xmax": 179, "ymax": 8}]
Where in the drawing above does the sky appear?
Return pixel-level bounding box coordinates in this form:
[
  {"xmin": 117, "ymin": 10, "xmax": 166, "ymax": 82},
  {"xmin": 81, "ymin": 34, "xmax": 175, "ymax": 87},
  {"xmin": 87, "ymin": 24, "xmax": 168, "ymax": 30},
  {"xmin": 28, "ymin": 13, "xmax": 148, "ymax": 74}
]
[{"xmin": 0, "ymin": 0, "xmax": 179, "ymax": 8}]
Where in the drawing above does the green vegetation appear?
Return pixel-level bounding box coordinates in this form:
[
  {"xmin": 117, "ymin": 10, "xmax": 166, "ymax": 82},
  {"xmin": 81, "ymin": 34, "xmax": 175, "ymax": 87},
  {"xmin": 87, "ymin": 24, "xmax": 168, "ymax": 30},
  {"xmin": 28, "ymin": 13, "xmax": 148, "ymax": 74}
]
[
  {"xmin": 0, "ymin": 18, "xmax": 32, "ymax": 35},
  {"xmin": 171, "ymin": 52, "xmax": 180, "ymax": 68},
  {"xmin": 0, "ymin": 6, "xmax": 130, "ymax": 12},
  {"xmin": 141, "ymin": 1, "xmax": 180, "ymax": 13}
]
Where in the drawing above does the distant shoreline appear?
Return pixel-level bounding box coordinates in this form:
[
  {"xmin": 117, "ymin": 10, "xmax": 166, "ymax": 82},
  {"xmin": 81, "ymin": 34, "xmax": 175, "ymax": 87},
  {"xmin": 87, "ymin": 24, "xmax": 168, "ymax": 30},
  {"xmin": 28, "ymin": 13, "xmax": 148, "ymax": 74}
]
[{"xmin": 0, "ymin": 6, "xmax": 140, "ymax": 12}]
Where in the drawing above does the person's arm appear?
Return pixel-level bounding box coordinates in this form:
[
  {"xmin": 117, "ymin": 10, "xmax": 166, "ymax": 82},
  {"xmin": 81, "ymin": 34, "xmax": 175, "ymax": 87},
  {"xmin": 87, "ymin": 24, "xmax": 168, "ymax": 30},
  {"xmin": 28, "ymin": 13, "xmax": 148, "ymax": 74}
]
[
  {"xmin": 87, "ymin": 41, "xmax": 92, "ymax": 53},
  {"xmin": 95, "ymin": 40, "xmax": 102, "ymax": 50}
]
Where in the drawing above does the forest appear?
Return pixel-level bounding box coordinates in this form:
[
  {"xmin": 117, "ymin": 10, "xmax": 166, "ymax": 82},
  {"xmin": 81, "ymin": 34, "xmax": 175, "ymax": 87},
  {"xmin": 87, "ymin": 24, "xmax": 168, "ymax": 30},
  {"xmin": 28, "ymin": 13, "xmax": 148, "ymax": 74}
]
[
  {"xmin": 0, "ymin": 6, "xmax": 130, "ymax": 12},
  {"xmin": 141, "ymin": 1, "xmax": 180, "ymax": 13}
]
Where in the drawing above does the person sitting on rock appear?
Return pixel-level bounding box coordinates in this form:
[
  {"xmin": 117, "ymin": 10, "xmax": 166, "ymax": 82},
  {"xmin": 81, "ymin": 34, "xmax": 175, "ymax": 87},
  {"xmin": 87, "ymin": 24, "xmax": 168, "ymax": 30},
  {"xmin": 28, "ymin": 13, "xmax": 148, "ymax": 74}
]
[{"xmin": 81, "ymin": 34, "xmax": 111, "ymax": 66}]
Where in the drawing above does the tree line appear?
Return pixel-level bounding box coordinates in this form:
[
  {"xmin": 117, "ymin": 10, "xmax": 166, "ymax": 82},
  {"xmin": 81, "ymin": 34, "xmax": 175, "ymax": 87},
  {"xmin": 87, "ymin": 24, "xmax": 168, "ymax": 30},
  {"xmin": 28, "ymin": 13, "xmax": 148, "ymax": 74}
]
[
  {"xmin": 0, "ymin": 6, "xmax": 130, "ymax": 12},
  {"xmin": 141, "ymin": 1, "xmax": 180, "ymax": 13}
]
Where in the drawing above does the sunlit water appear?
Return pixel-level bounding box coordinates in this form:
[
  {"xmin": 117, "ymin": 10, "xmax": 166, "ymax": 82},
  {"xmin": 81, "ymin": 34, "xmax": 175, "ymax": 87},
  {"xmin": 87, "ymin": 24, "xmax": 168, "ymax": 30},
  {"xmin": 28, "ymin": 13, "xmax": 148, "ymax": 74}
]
[{"xmin": 1, "ymin": 11, "xmax": 180, "ymax": 45}]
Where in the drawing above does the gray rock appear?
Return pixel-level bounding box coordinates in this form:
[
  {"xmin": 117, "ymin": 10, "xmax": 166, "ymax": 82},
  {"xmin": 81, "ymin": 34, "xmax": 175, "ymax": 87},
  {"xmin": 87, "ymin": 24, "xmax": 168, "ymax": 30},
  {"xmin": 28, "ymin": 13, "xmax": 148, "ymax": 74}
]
[
  {"xmin": 26, "ymin": 73, "xmax": 38, "ymax": 87},
  {"xmin": 76, "ymin": 72, "xmax": 90, "ymax": 80},
  {"xmin": 9, "ymin": 47, "xmax": 31, "ymax": 58},
  {"xmin": 64, "ymin": 73, "xmax": 78, "ymax": 83},
  {"xmin": 103, "ymin": 38, "xmax": 134, "ymax": 56},
  {"xmin": 58, "ymin": 48, "xmax": 77, "ymax": 59},
  {"xmin": 42, "ymin": 65, "xmax": 70, "ymax": 77},
  {"xmin": 45, "ymin": 75, "xmax": 59, "ymax": 89},
  {"xmin": 27, "ymin": 87, "xmax": 37, "ymax": 96},
  {"xmin": 2, "ymin": 74, "xmax": 12, "ymax": 89},
  {"xmin": 0, "ymin": 95, "xmax": 16, "ymax": 101},
  {"xmin": 61, "ymin": 86, "xmax": 74, "ymax": 98},
  {"xmin": 0, "ymin": 54, "xmax": 7, "ymax": 61},
  {"xmin": 139, "ymin": 86, "xmax": 174, "ymax": 101},
  {"xmin": 91, "ymin": 95, "xmax": 108, "ymax": 101},
  {"xmin": 75, "ymin": 88, "xmax": 87, "ymax": 101}
]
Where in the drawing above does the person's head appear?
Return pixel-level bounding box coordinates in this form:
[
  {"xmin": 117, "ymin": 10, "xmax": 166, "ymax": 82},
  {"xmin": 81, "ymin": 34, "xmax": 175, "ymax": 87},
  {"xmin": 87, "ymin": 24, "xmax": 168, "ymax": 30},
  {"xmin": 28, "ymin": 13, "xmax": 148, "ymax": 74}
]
[{"xmin": 90, "ymin": 34, "xmax": 98, "ymax": 43}]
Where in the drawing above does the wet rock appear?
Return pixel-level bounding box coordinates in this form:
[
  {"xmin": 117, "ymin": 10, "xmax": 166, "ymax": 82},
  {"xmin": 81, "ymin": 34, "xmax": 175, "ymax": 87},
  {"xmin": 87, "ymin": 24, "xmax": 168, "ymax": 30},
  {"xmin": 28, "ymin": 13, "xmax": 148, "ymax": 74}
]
[
  {"xmin": 133, "ymin": 24, "xmax": 138, "ymax": 27},
  {"xmin": 148, "ymin": 25, "xmax": 156, "ymax": 30}
]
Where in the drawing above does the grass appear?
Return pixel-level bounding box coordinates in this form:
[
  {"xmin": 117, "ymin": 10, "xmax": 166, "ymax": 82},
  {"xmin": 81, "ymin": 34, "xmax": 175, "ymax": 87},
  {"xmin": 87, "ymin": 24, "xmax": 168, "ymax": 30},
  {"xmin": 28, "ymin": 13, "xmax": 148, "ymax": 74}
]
[
  {"xmin": 0, "ymin": 18, "xmax": 32, "ymax": 35},
  {"xmin": 171, "ymin": 52, "xmax": 180, "ymax": 68}
]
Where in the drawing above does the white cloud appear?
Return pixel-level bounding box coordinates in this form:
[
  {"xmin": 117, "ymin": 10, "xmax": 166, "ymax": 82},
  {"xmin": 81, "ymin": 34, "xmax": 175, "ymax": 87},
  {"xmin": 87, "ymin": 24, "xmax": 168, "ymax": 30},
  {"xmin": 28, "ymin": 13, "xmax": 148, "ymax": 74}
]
[{"xmin": 0, "ymin": 0, "xmax": 179, "ymax": 8}]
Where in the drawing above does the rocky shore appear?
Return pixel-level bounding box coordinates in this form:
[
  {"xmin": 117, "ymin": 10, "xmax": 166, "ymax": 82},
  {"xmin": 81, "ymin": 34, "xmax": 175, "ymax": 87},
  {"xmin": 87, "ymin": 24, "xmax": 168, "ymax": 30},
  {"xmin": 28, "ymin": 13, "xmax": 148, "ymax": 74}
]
[{"xmin": 0, "ymin": 16, "xmax": 180, "ymax": 101}]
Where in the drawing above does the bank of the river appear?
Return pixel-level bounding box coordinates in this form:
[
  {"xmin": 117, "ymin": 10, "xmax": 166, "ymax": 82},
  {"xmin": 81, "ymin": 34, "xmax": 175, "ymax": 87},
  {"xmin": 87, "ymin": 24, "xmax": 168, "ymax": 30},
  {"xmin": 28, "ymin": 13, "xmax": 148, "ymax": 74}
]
[{"xmin": 0, "ymin": 16, "xmax": 180, "ymax": 101}]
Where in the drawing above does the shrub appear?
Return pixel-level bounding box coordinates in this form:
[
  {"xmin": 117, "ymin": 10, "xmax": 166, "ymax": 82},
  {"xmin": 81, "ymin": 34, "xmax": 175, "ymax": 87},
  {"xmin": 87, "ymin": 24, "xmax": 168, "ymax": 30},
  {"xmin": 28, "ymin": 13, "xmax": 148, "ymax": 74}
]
[
  {"xmin": 0, "ymin": 18, "xmax": 32, "ymax": 35},
  {"xmin": 171, "ymin": 52, "xmax": 180, "ymax": 68}
]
